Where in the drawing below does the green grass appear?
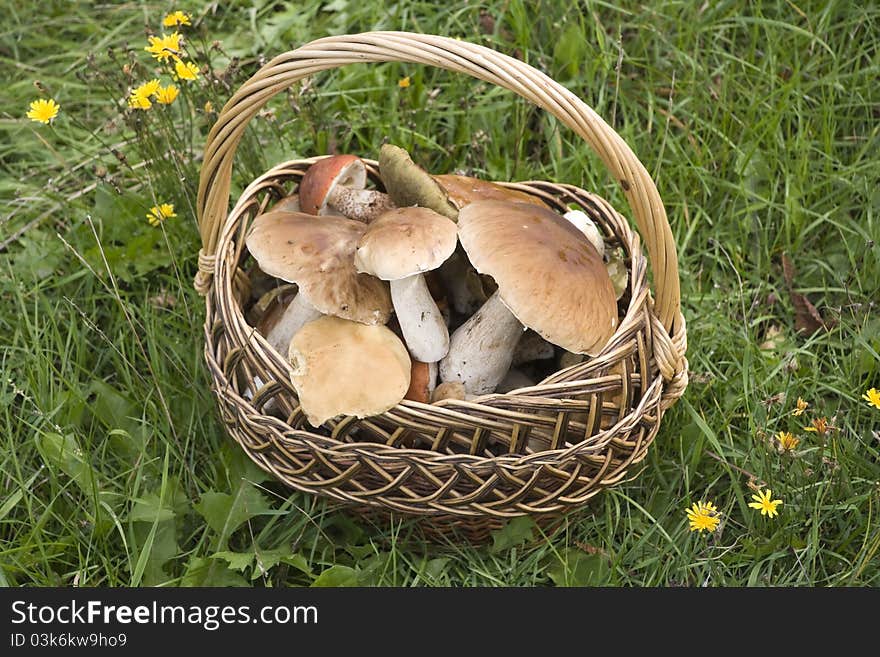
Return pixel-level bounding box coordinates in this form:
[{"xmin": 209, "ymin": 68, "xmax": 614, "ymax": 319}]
[{"xmin": 1, "ymin": 0, "xmax": 878, "ymax": 587}]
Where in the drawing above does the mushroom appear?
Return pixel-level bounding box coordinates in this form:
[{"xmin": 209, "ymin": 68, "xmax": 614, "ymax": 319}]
[
  {"xmin": 512, "ymin": 331, "xmax": 556, "ymax": 367},
  {"xmin": 267, "ymin": 193, "xmax": 301, "ymax": 214},
  {"xmin": 404, "ymin": 360, "xmax": 439, "ymax": 403},
  {"xmin": 245, "ymin": 210, "xmax": 392, "ymax": 354},
  {"xmin": 439, "ymin": 201, "xmax": 618, "ymax": 395},
  {"xmin": 563, "ymin": 209, "xmax": 604, "ymax": 258},
  {"xmin": 378, "ymin": 144, "xmax": 459, "ymax": 220},
  {"xmin": 288, "ymin": 316, "xmax": 411, "ymax": 427},
  {"xmin": 434, "ymin": 173, "xmax": 550, "ymax": 210},
  {"xmin": 298, "ymin": 155, "xmax": 395, "ymax": 222},
  {"xmin": 354, "ymin": 207, "xmax": 458, "ymax": 363},
  {"xmin": 605, "ymin": 247, "xmax": 629, "ymax": 300},
  {"xmin": 431, "ymin": 381, "xmax": 468, "ymax": 402}
]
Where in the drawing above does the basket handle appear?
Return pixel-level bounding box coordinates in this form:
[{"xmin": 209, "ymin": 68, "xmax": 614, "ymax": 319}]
[{"xmin": 196, "ymin": 31, "xmax": 682, "ymax": 335}]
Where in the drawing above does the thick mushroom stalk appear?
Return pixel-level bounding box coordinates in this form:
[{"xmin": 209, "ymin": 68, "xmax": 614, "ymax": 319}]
[
  {"xmin": 354, "ymin": 207, "xmax": 458, "ymax": 364},
  {"xmin": 439, "ymin": 291, "xmax": 525, "ymax": 395},
  {"xmin": 262, "ymin": 292, "xmax": 322, "ymax": 354},
  {"xmin": 326, "ymin": 185, "xmax": 395, "ymax": 222},
  {"xmin": 389, "ymin": 274, "xmax": 449, "ymax": 363}
]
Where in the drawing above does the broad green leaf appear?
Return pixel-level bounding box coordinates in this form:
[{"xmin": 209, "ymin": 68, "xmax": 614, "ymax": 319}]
[
  {"xmin": 130, "ymin": 520, "xmax": 177, "ymax": 586},
  {"xmin": 490, "ymin": 516, "xmax": 536, "ymax": 553},
  {"xmin": 195, "ymin": 483, "xmax": 276, "ymax": 544},
  {"xmin": 128, "ymin": 493, "xmax": 176, "ymax": 523},
  {"xmin": 181, "ymin": 557, "xmax": 250, "ymax": 587},
  {"xmin": 211, "ymin": 551, "xmax": 254, "ymax": 573},
  {"xmin": 311, "ymin": 565, "xmax": 359, "ymax": 587},
  {"xmin": 35, "ymin": 432, "xmax": 97, "ymax": 498},
  {"xmin": 548, "ymin": 548, "xmax": 611, "ymax": 587}
]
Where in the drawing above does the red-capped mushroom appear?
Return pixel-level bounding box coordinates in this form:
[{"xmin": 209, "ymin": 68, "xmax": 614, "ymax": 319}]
[{"xmin": 298, "ymin": 155, "xmax": 395, "ymax": 222}]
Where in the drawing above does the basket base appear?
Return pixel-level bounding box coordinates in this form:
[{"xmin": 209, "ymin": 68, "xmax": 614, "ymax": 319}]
[{"xmin": 337, "ymin": 504, "xmax": 575, "ymax": 546}]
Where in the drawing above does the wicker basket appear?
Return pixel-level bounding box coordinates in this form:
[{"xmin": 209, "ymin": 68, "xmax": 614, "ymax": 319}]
[{"xmin": 193, "ymin": 32, "xmax": 689, "ymax": 543}]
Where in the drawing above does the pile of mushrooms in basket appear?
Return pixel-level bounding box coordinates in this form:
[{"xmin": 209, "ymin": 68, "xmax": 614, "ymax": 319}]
[{"xmin": 244, "ymin": 144, "xmax": 628, "ymax": 445}]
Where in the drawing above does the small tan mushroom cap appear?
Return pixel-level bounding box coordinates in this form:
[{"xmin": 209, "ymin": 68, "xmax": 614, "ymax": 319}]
[
  {"xmin": 245, "ymin": 211, "xmax": 392, "ymax": 325},
  {"xmin": 354, "ymin": 207, "xmax": 458, "ymax": 280},
  {"xmin": 434, "ymin": 174, "xmax": 550, "ymax": 210},
  {"xmin": 457, "ymin": 200, "xmax": 618, "ymax": 355},
  {"xmin": 288, "ymin": 316, "xmax": 411, "ymax": 426}
]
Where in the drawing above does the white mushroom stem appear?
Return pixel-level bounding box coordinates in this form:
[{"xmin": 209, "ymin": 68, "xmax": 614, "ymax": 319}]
[
  {"xmin": 439, "ymin": 290, "xmax": 525, "ymax": 395},
  {"xmin": 563, "ymin": 210, "xmax": 604, "ymax": 258},
  {"xmin": 264, "ymin": 293, "xmax": 322, "ymax": 354},
  {"xmin": 327, "ymin": 186, "xmax": 395, "ymax": 222},
  {"xmin": 390, "ymin": 274, "xmax": 450, "ymax": 363}
]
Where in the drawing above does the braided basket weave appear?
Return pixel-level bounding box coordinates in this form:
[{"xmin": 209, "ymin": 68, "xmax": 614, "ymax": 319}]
[{"xmin": 194, "ymin": 32, "xmax": 688, "ymax": 543}]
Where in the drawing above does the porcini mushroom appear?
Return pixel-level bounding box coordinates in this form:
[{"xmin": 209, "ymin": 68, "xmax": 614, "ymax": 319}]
[
  {"xmin": 434, "ymin": 173, "xmax": 550, "ymax": 210},
  {"xmin": 298, "ymin": 155, "xmax": 395, "ymax": 222},
  {"xmin": 245, "ymin": 210, "xmax": 392, "ymax": 354},
  {"xmin": 439, "ymin": 201, "xmax": 618, "ymax": 395},
  {"xmin": 378, "ymin": 144, "xmax": 459, "ymax": 220},
  {"xmin": 404, "ymin": 360, "xmax": 439, "ymax": 403},
  {"xmin": 288, "ymin": 316, "xmax": 411, "ymax": 427},
  {"xmin": 563, "ymin": 209, "xmax": 605, "ymax": 258},
  {"xmin": 354, "ymin": 207, "xmax": 458, "ymax": 363}
]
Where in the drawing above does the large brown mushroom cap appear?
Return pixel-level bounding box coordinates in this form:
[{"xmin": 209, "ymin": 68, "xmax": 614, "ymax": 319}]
[
  {"xmin": 434, "ymin": 174, "xmax": 550, "ymax": 210},
  {"xmin": 288, "ymin": 316, "xmax": 411, "ymax": 426},
  {"xmin": 245, "ymin": 210, "xmax": 392, "ymax": 325},
  {"xmin": 354, "ymin": 207, "xmax": 458, "ymax": 281},
  {"xmin": 457, "ymin": 200, "xmax": 618, "ymax": 355}
]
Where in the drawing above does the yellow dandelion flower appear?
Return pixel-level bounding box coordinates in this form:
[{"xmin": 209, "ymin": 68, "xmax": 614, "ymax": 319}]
[
  {"xmin": 776, "ymin": 431, "xmax": 800, "ymax": 452},
  {"xmin": 398, "ymin": 76, "xmax": 411, "ymax": 88},
  {"xmin": 748, "ymin": 489, "xmax": 783, "ymax": 518},
  {"xmin": 685, "ymin": 500, "xmax": 721, "ymax": 533},
  {"xmin": 863, "ymin": 388, "xmax": 880, "ymax": 410},
  {"xmin": 145, "ymin": 32, "xmax": 183, "ymax": 62},
  {"xmin": 26, "ymin": 98, "xmax": 60, "ymax": 124},
  {"xmin": 803, "ymin": 416, "xmax": 833, "ymax": 435},
  {"xmin": 173, "ymin": 59, "xmax": 199, "ymax": 81},
  {"xmin": 134, "ymin": 79, "xmax": 161, "ymax": 98},
  {"xmin": 147, "ymin": 203, "xmax": 177, "ymax": 227},
  {"xmin": 128, "ymin": 88, "xmax": 152, "ymax": 110},
  {"xmin": 155, "ymin": 84, "xmax": 180, "ymax": 105},
  {"xmin": 792, "ymin": 397, "xmax": 808, "ymax": 416},
  {"xmin": 163, "ymin": 11, "xmax": 192, "ymax": 27},
  {"xmin": 203, "ymin": 100, "xmax": 214, "ymax": 113}
]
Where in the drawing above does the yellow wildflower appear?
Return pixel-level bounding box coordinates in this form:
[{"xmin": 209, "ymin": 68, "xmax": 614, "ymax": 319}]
[
  {"xmin": 26, "ymin": 98, "xmax": 60, "ymax": 124},
  {"xmin": 155, "ymin": 84, "xmax": 180, "ymax": 105},
  {"xmin": 748, "ymin": 489, "xmax": 783, "ymax": 518},
  {"xmin": 145, "ymin": 33, "xmax": 183, "ymax": 62},
  {"xmin": 792, "ymin": 397, "xmax": 808, "ymax": 416},
  {"xmin": 863, "ymin": 388, "xmax": 880, "ymax": 410},
  {"xmin": 128, "ymin": 88, "xmax": 152, "ymax": 110},
  {"xmin": 147, "ymin": 203, "xmax": 177, "ymax": 226},
  {"xmin": 203, "ymin": 100, "xmax": 214, "ymax": 113},
  {"xmin": 163, "ymin": 11, "xmax": 192, "ymax": 27},
  {"xmin": 398, "ymin": 76, "xmax": 411, "ymax": 88},
  {"xmin": 173, "ymin": 59, "xmax": 199, "ymax": 81},
  {"xmin": 775, "ymin": 431, "xmax": 799, "ymax": 452},
  {"xmin": 803, "ymin": 416, "xmax": 834, "ymax": 435},
  {"xmin": 685, "ymin": 500, "xmax": 720, "ymax": 534}
]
